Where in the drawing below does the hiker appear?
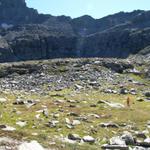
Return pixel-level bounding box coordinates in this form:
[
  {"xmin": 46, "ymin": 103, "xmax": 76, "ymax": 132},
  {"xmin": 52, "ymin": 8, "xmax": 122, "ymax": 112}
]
[{"xmin": 127, "ymin": 96, "xmax": 131, "ymax": 107}]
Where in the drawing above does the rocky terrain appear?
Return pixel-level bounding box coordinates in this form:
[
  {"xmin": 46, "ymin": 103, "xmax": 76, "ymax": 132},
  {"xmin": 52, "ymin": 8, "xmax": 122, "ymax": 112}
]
[
  {"xmin": 0, "ymin": 56, "xmax": 149, "ymax": 149},
  {"xmin": 0, "ymin": 0, "xmax": 150, "ymax": 62}
]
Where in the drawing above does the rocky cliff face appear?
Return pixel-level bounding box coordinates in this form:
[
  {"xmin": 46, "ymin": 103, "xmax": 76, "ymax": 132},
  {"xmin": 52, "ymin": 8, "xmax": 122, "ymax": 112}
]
[
  {"xmin": 81, "ymin": 26, "xmax": 150, "ymax": 58},
  {"xmin": 0, "ymin": 0, "xmax": 150, "ymax": 62},
  {"xmin": 0, "ymin": 36, "xmax": 17, "ymax": 62},
  {"xmin": 1, "ymin": 24, "xmax": 77, "ymax": 61},
  {"xmin": 0, "ymin": 0, "xmax": 49, "ymax": 25}
]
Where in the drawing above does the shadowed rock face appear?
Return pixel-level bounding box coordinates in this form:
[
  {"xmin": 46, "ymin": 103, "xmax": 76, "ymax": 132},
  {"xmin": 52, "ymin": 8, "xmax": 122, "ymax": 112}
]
[
  {"xmin": 0, "ymin": 36, "xmax": 17, "ymax": 62},
  {"xmin": 2, "ymin": 24, "xmax": 77, "ymax": 61},
  {"xmin": 0, "ymin": 0, "xmax": 49, "ymax": 24},
  {"xmin": 82, "ymin": 28, "xmax": 150, "ymax": 58},
  {"xmin": 0, "ymin": 0, "xmax": 150, "ymax": 62}
]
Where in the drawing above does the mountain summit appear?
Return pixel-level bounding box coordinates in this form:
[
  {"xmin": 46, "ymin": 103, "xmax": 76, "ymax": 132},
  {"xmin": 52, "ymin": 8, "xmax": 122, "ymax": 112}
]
[
  {"xmin": 0, "ymin": 0, "xmax": 49, "ymax": 24},
  {"xmin": 0, "ymin": 0, "xmax": 150, "ymax": 62}
]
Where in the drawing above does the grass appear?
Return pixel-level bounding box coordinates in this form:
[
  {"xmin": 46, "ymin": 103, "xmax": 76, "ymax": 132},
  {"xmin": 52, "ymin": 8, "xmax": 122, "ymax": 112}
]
[{"xmin": 0, "ymin": 84, "xmax": 149, "ymax": 149}]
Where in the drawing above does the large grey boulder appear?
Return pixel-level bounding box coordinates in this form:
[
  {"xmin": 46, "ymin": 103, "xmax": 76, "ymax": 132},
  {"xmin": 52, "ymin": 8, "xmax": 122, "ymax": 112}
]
[{"xmin": 121, "ymin": 131, "xmax": 135, "ymax": 145}]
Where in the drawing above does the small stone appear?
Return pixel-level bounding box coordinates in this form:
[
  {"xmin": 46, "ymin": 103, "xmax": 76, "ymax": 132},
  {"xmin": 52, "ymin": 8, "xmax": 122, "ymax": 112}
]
[
  {"xmin": 0, "ymin": 125, "xmax": 7, "ymax": 128},
  {"xmin": 2, "ymin": 126, "xmax": 16, "ymax": 131},
  {"xmin": 72, "ymin": 120, "xmax": 81, "ymax": 126},
  {"xmin": 25, "ymin": 100, "xmax": 37, "ymax": 108},
  {"xmin": 46, "ymin": 120, "xmax": 59, "ymax": 128},
  {"xmin": 66, "ymin": 124, "xmax": 74, "ymax": 129},
  {"xmin": 75, "ymin": 84, "xmax": 83, "ymax": 90},
  {"xmin": 16, "ymin": 111, "xmax": 22, "ymax": 115},
  {"xmin": 147, "ymin": 121, "xmax": 150, "ymax": 125},
  {"xmin": 53, "ymin": 113, "xmax": 60, "ymax": 118},
  {"xmin": 136, "ymin": 98, "xmax": 144, "ymax": 102},
  {"xmin": 90, "ymin": 104, "xmax": 97, "ymax": 107},
  {"xmin": 104, "ymin": 89, "xmax": 113, "ymax": 94},
  {"xmin": 32, "ymin": 133, "xmax": 38, "ymax": 136},
  {"xmin": 128, "ymin": 68, "xmax": 141, "ymax": 75},
  {"xmin": 13, "ymin": 99, "xmax": 25, "ymax": 105},
  {"xmin": 0, "ymin": 98, "xmax": 7, "ymax": 103},
  {"xmin": 83, "ymin": 135, "xmax": 95, "ymax": 143},
  {"xmin": 89, "ymin": 114, "xmax": 100, "ymax": 119},
  {"xmin": 67, "ymin": 100, "xmax": 79, "ymax": 103},
  {"xmin": 120, "ymin": 88, "xmax": 128, "ymax": 95},
  {"xmin": 16, "ymin": 121, "xmax": 27, "ymax": 127},
  {"xmin": 68, "ymin": 104, "xmax": 76, "ymax": 108},
  {"xmin": 145, "ymin": 92, "xmax": 150, "ymax": 97},
  {"xmin": 43, "ymin": 109, "xmax": 49, "ymax": 118},
  {"xmin": 68, "ymin": 134, "xmax": 81, "ymax": 141},
  {"xmin": 61, "ymin": 137, "xmax": 76, "ymax": 144},
  {"xmin": 136, "ymin": 140, "xmax": 150, "ymax": 147},
  {"xmin": 98, "ymin": 100, "xmax": 124, "ymax": 108},
  {"xmin": 144, "ymin": 138, "xmax": 150, "ymax": 143},
  {"xmin": 110, "ymin": 136, "xmax": 126, "ymax": 145},
  {"xmin": 65, "ymin": 118, "xmax": 71, "ymax": 124},
  {"xmin": 35, "ymin": 114, "xmax": 40, "ymax": 119},
  {"xmin": 100, "ymin": 122, "xmax": 119, "ymax": 128},
  {"xmin": 67, "ymin": 112, "xmax": 79, "ymax": 117}
]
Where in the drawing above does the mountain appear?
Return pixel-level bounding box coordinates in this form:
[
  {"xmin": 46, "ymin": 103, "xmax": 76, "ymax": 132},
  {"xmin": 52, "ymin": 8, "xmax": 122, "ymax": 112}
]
[
  {"xmin": 0, "ymin": 0, "xmax": 50, "ymax": 24},
  {"xmin": 0, "ymin": 0, "xmax": 150, "ymax": 62}
]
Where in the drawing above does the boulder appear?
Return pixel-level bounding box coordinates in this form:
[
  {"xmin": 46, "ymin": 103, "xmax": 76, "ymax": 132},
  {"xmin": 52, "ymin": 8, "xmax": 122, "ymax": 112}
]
[
  {"xmin": 98, "ymin": 100, "xmax": 125, "ymax": 108},
  {"xmin": 46, "ymin": 120, "xmax": 59, "ymax": 128},
  {"xmin": 68, "ymin": 134, "xmax": 81, "ymax": 141},
  {"xmin": 136, "ymin": 138, "xmax": 150, "ymax": 147},
  {"xmin": 110, "ymin": 136, "xmax": 126, "ymax": 145},
  {"xmin": 72, "ymin": 120, "xmax": 81, "ymax": 126},
  {"xmin": 16, "ymin": 121, "xmax": 27, "ymax": 127},
  {"xmin": 43, "ymin": 109, "xmax": 49, "ymax": 118},
  {"xmin": 0, "ymin": 98, "xmax": 7, "ymax": 103},
  {"xmin": 121, "ymin": 131, "xmax": 135, "ymax": 145},
  {"xmin": 120, "ymin": 88, "xmax": 128, "ymax": 94},
  {"xmin": 145, "ymin": 92, "xmax": 150, "ymax": 97},
  {"xmin": 18, "ymin": 140, "xmax": 45, "ymax": 150},
  {"xmin": 83, "ymin": 135, "xmax": 95, "ymax": 143},
  {"xmin": 1, "ymin": 125, "xmax": 16, "ymax": 131},
  {"xmin": 132, "ymin": 146, "xmax": 146, "ymax": 150},
  {"xmin": 100, "ymin": 122, "xmax": 119, "ymax": 128}
]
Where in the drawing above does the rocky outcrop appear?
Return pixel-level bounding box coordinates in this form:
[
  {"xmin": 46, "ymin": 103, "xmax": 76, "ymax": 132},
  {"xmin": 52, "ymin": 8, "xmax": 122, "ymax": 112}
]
[
  {"xmin": 81, "ymin": 28, "xmax": 150, "ymax": 58},
  {"xmin": 0, "ymin": 36, "xmax": 16, "ymax": 62},
  {"xmin": 2, "ymin": 24, "xmax": 77, "ymax": 61}
]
